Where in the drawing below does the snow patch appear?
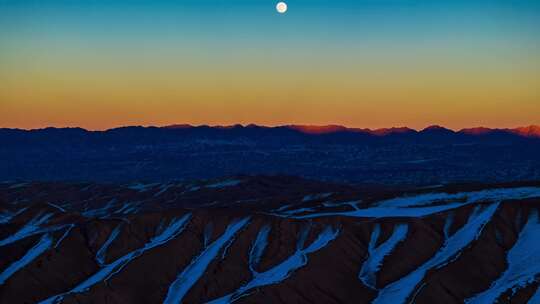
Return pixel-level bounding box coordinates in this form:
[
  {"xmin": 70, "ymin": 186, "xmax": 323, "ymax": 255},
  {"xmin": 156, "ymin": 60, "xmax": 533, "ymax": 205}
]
[
  {"xmin": 0, "ymin": 207, "xmax": 28, "ymax": 225},
  {"xmin": 95, "ymin": 224, "xmax": 122, "ymax": 266},
  {"xmin": 372, "ymin": 203, "xmax": 499, "ymax": 304},
  {"xmin": 206, "ymin": 179, "xmax": 243, "ymax": 189},
  {"xmin": 163, "ymin": 217, "xmax": 250, "ymax": 304},
  {"xmin": 0, "ymin": 234, "xmax": 53, "ymax": 285},
  {"xmin": 278, "ymin": 187, "xmax": 540, "ymax": 219},
  {"xmin": 54, "ymin": 224, "xmax": 75, "ymax": 249},
  {"xmin": 0, "ymin": 212, "xmax": 63, "ymax": 247},
  {"xmin": 82, "ymin": 199, "xmax": 117, "ymax": 218},
  {"xmin": 38, "ymin": 214, "xmax": 191, "ymax": 304},
  {"xmin": 207, "ymin": 225, "xmax": 340, "ymax": 304},
  {"xmin": 465, "ymin": 210, "xmax": 540, "ymax": 304},
  {"xmin": 359, "ymin": 223, "xmax": 408, "ymax": 289},
  {"xmin": 377, "ymin": 187, "xmax": 540, "ymax": 208},
  {"xmin": 127, "ymin": 182, "xmax": 160, "ymax": 192},
  {"xmin": 249, "ymin": 225, "xmax": 271, "ymax": 275}
]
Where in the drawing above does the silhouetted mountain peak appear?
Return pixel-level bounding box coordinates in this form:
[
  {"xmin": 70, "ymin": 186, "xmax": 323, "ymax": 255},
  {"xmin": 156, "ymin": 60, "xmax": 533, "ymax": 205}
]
[
  {"xmin": 164, "ymin": 124, "xmax": 194, "ymax": 129},
  {"xmin": 422, "ymin": 125, "xmax": 454, "ymax": 133},
  {"xmin": 458, "ymin": 125, "xmax": 540, "ymax": 138},
  {"xmin": 287, "ymin": 124, "xmax": 349, "ymax": 134},
  {"xmin": 245, "ymin": 123, "xmax": 263, "ymax": 129},
  {"xmin": 459, "ymin": 127, "xmax": 494, "ymax": 135},
  {"xmin": 511, "ymin": 125, "xmax": 540, "ymax": 138},
  {"xmin": 371, "ymin": 127, "xmax": 416, "ymax": 136}
]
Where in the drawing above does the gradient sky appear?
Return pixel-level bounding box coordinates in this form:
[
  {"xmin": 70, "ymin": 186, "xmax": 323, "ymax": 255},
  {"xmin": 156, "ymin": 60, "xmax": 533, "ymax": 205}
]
[{"xmin": 1, "ymin": 0, "xmax": 539, "ymax": 130}]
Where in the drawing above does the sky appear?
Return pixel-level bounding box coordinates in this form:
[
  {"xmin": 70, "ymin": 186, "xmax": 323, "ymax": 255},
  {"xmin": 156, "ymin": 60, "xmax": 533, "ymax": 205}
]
[{"xmin": 1, "ymin": 0, "xmax": 539, "ymax": 130}]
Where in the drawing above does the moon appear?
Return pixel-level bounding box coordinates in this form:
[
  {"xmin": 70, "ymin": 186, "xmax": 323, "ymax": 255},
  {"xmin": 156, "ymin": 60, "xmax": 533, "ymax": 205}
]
[{"xmin": 276, "ymin": 2, "xmax": 287, "ymax": 14}]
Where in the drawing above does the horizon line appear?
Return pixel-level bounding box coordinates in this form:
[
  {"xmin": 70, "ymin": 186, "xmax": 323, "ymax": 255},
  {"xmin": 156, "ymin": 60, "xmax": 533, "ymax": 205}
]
[{"xmin": 1, "ymin": 123, "xmax": 539, "ymax": 133}]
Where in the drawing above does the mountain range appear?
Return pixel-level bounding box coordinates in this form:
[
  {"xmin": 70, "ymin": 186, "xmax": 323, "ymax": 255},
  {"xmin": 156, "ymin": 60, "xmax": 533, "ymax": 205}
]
[
  {"xmin": 3, "ymin": 124, "xmax": 540, "ymax": 138},
  {"xmin": 1, "ymin": 124, "xmax": 539, "ymax": 184}
]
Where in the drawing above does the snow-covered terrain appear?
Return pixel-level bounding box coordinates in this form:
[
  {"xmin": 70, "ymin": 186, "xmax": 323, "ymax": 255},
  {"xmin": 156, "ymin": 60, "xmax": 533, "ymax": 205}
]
[{"xmin": 1, "ymin": 178, "xmax": 540, "ymax": 303}]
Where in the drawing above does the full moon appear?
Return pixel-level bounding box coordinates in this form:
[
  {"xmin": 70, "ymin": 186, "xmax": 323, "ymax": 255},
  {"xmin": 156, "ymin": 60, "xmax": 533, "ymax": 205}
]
[{"xmin": 276, "ymin": 2, "xmax": 287, "ymax": 14}]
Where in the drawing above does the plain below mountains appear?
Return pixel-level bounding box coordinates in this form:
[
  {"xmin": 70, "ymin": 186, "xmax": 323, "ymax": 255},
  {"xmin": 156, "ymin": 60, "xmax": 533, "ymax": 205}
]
[{"xmin": 1, "ymin": 124, "xmax": 540, "ymax": 184}]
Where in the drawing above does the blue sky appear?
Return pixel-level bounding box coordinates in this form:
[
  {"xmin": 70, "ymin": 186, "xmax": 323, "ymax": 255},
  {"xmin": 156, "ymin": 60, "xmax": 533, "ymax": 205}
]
[{"xmin": 1, "ymin": 0, "xmax": 539, "ymax": 129}]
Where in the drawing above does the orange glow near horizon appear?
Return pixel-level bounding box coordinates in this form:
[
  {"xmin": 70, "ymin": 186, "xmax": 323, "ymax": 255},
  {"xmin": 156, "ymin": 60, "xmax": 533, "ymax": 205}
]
[
  {"xmin": 1, "ymin": 63, "xmax": 538, "ymax": 131},
  {"xmin": 1, "ymin": 2, "xmax": 539, "ymax": 131}
]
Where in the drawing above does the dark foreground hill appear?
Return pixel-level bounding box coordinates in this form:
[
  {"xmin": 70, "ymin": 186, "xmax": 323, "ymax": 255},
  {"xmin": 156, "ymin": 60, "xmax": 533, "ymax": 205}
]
[
  {"xmin": 1, "ymin": 124, "xmax": 540, "ymax": 184},
  {"xmin": 2, "ymin": 176, "xmax": 540, "ymax": 303}
]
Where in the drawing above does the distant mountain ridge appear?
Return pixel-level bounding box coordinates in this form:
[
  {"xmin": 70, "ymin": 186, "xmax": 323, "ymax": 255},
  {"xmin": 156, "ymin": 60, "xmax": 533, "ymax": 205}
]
[
  {"xmin": 165, "ymin": 123, "xmax": 540, "ymax": 138},
  {"xmin": 3, "ymin": 124, "xmax": 540, "ymax": 138},
  {"xmin": 1, "ymin": 123, "xmax": 540, "ymax": 183}
]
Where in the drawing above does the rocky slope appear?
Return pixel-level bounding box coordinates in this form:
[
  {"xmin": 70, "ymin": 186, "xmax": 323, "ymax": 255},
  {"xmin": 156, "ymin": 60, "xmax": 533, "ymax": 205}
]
[{"xmin": 1, "ymin": 177, "xmax": 540, "ymax": 303}]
